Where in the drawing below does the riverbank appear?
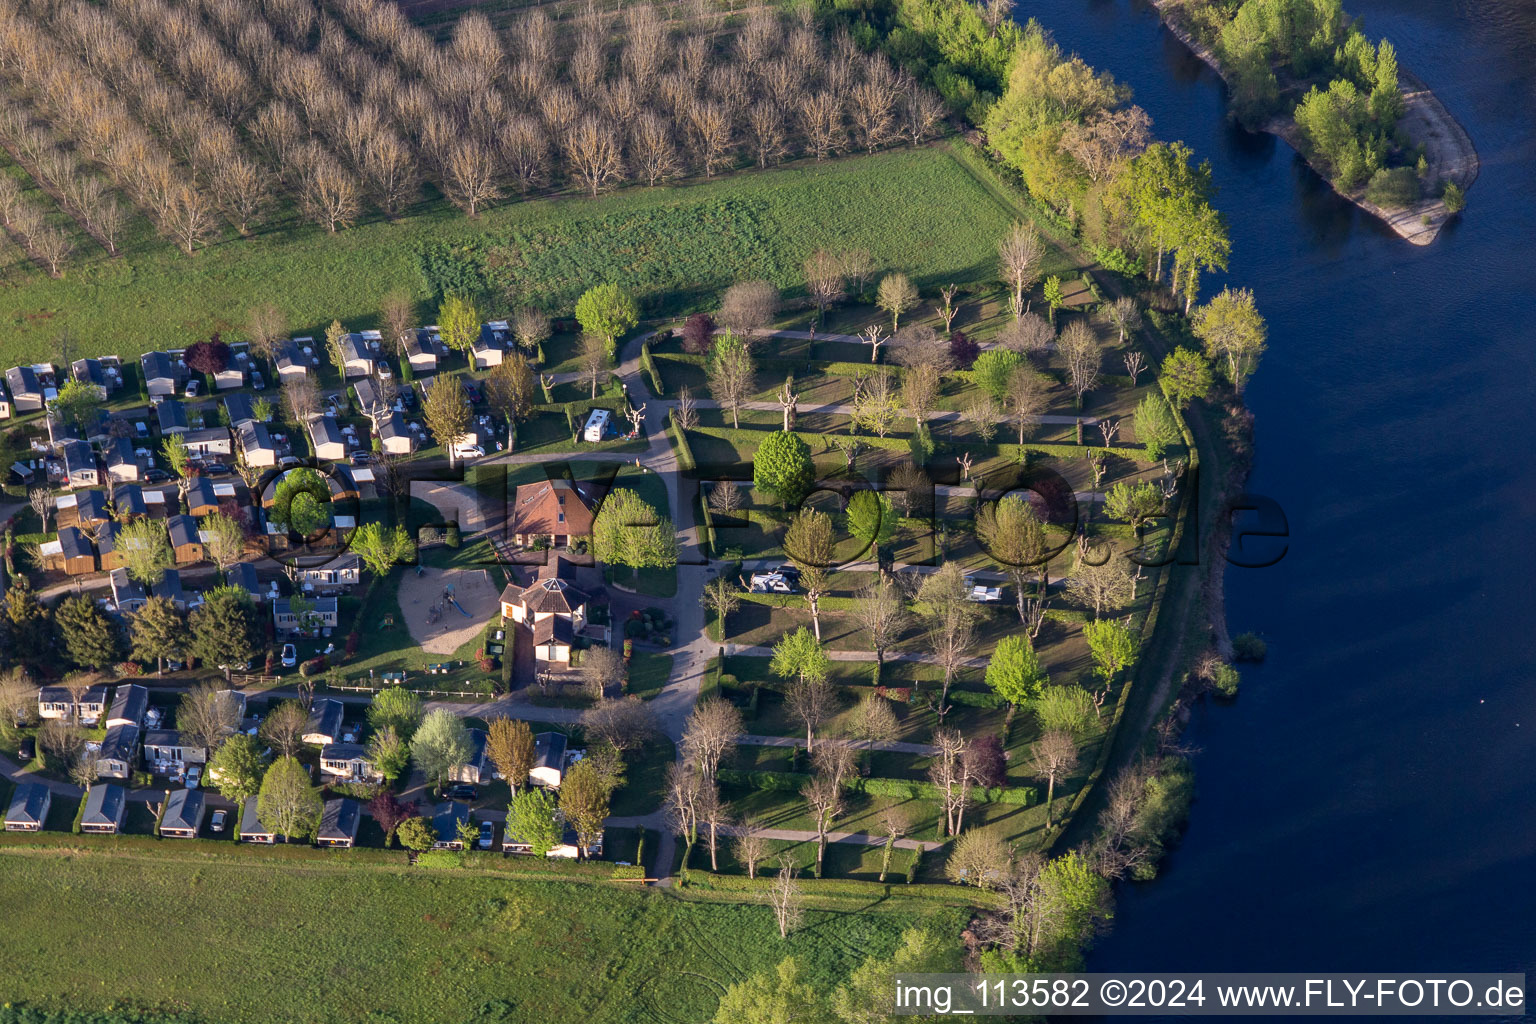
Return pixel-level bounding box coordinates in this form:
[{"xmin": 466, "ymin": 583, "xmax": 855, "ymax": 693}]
[{"xmin": 1149, "ymin": 0, "xmax": 1479, "ymax": 246}]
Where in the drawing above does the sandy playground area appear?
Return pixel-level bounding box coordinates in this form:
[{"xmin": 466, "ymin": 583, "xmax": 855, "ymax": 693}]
[{"xmin": 399, "ymin": 565, "xmax": 500, "ymax": 655}]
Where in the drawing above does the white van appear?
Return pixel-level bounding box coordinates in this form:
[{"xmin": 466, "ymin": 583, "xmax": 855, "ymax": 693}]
[{"xmin": 583, "ymin": 408, "xmax": 611, "ymax": 443}]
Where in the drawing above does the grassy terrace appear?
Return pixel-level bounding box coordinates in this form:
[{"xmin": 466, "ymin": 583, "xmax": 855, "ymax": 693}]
[
  {"xmin": 0, "ymin": 838, "xmax": 968, "ymax": 1024},
  {"xmin": 0, "ymin": 144, "xmax": 1020, "ymax": 367}
]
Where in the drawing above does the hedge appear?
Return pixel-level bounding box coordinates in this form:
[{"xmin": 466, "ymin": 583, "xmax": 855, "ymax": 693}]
[
  {"xmin": 416, "ymin": 850, "xmax": 467, "ymax": 869},
  {"xmin": 697, "ymin": 650, "xmax": 723, "ymax": 705},
  {"xmin": 611, "ymin": 865, "xmax": 646, "ymax": 880},
  {"xmin": 716, "ymin": 768, "xmax": 1035, "ymax": 805},
  {"xmin": 640, "ymin": 338, "xmax": 665, "ymax": 396},
  {"xmin": 70, "ymin": 790, "xmax": 87, "ymax": 834},
  {"xmin": 667, "ymin": 410, "xmax": 697, "ymax": 472},
  {"xmin": 684, "ymin": 870, "xmax": 987, "ymax": 905},
  {"xmin": 696, "ymin": 488, "xmax": 717, "ymax": 556}
]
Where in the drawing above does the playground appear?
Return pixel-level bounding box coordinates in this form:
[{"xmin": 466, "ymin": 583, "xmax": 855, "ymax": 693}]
[{"xmin": 399, "ymin": 565, "xmax": 500, "ymax": 655}]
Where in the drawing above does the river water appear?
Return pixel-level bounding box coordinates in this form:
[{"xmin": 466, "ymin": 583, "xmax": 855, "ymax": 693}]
[{"xmin": 1029, "ymin": 0, "xmax": 1536, "ymax": 990}]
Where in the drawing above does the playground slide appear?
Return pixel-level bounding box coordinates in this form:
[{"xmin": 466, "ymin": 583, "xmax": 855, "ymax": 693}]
[{"xmin": 448, "ymin": 597, "xmax": 472, "ymax": 618}]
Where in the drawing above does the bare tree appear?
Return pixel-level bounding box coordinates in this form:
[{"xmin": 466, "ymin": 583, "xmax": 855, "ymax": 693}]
[
  {"xmin": 803, "ymin": 249, "xmax": 845, "ymax": 323},
  {"xmin": 247, "ymin": 304, "xmax": 287, "ymax": 361},
  {"xmin": 282, "ymin": 375, "xmax": 321, "ymax": 425},
  {"xmin": 629, "ymin": 110, "xmax": 678, "ymax": 187},
  {"xmin": 707, "ymin": 479, "xmax": 742, "ymax": 515},
  {"xmin": 501, "ymin": 116, "xmax": 549, "ymax": 193},
  {"xmin": 687, "ymin": 97, "xmax": 735, "ymax": 177},
  {"xmin": 565, "ymin": 115, "xmax": 625, "ymax": 196},
  {"xmin": 901, "ymin": 80, "xmax": 946, "ymax": 145},
  {"xmin": 676, "ymin": 385, "xmax": 699, "ymax": 430},
  {"xmin": 800, "ymin": 90, "xmax": 845, "ymax": 160},
  {"xmin": 1028, "ymin": 729, "xmax": 1080, "ymax": 830},
  {"xmin": 769, "ymin": 857, "xmax": 804, "ymax": 938},
  {"xmin": 1108, "ymin": 296, "xmax": 1143, "ymax": 343},
  {"xmin": 581, "ymin": 696, "xmax": 657, "ymax": 753},
  {"xmin": 663, "ymin": 762, "xmax": 703, "ymax": 869},
  {"xmin": 445, "ymin": 139, "xmax": 500, "ymax": 216},
  {"xmin": 362, "ymin": 130, "xmax": 420, "ymax": 216},
  {"xmin": 1058, "ymin": 320, "xmax": 1102, "ymax": 408},
  {"xmin": 888, "ymin": 461, "xmax": 932, "ymax": 519},
  {"xmin": 734, "ymin": 822, "xmax": 769, "ymax": 880},
  {"xmin": 1124, "ymin": 351, "xmax": 1147, "ymax": 388},
  {"xmin": 259, "ymin": 699, "xmax": 307, "ymax": 759},
  {"xmin": 580, "ymin": 645, "xmax": 626, "ymax": 699},
  {"xmin": 937, "ymin": 284, "xmax": 961, "ymax": 333},
  {"xmin": 579, "ymin": 332, "xmax": 611, "ymax": 400},
  {"xmin": 901, "ymin": 361, "xmax": 941, "ymax": 425},
  {"xmin": 785, "ymin": 676, "xmax": 835, "ymax": 751},
  {"xmin": 803, "ymin": 773, "xmax": 843, "ymax": 876},
  {"xmin": 681, "ymin": 698, "xmax": 742, "ymax": 783},
  {"xmin": 998, "ymin": 312, "xmax": 1055, "ymax": 355},
  {"xmin": 212, "ymin": 158, "xmax": 272, "ymax": 235},
  {"xmin": 299, "ymin": 159, "xmax": 361, "ymax": 233},
  {"xmin": 29, "ymin": 487, "xmax": 51, "ymax": 534},
  {"xmin": 1005, "ymin": 366, "xmax": 1050, "ymax": 445},
  {"xmin": 35, "ymin": 225, "xmax": 72, "ymax": 275},
  {"xmin": 1062, "ymin": 106, "xmax": 1152, "ymax": 183},
  {"xmin": 927, "ymin": 728, "xmax": 967, "ymax": 837},
  {"xmin": 962, "ymin": 394, "xmax": 1001, "ymax": 442},
  {"xmin": 746, "ymin": 101, "xmax": 788, "ymax": 168},
  {"xmin": 877, "ymin": 805, "xmax": 911, "ymax": 882},
  {"xmin": 1066, "ymin": 540, "xmax": 1134, "ymax": 618},
  {"xmin": 999, "ymin": 222, "xmax": 1046, "ymax": 318},
  {"xmin": 512, "ymin": 307, "xmax": 550, "ymax": 356},
  {"xmin": 718, "ymin": 280, "xmax": 778, "ymax": 338},
  {"xmin": 698, "ymin": 784, "xmax": 732, "ymax": 872}
]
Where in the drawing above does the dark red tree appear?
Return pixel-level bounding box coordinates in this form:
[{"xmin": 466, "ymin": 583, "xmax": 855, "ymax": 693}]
[
  {"xmin": 185, "ymin": 333, "xmax": 231, "ymax": 375},
  {"xmin": 967, "ymin": 733, "xmax": 1007, "ymax": 788},
  {"xmin": 682, "ymin": 312, "xmax": 717, "ymax": 355},
  {"xmin": 949, "ymin": 329, "xmax": 979, "ymax": 369},
  {"xmin": 370, "ymin": 790, "xmax": 415, "ymax": 846}
]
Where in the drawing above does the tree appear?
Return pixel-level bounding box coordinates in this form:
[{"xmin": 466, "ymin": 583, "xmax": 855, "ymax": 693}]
[
  {"xmin": 559, "ymin": 759, "xmax": 609, "ymax": 859},
  {"xmin": 803, "ymin": 249, "xmax": 845, "ymax": 324},
  {"xmin": 784, "ymin": 507, "xmax": 834, "ymax": 640},
  {"xmin": 803, "ymin": 773, "xmax": 842, "ymax": 876},
  {"xmin": 367, "ymin": 686, "xmax": 423, "ymax": 742},
  {"xmin": 350, "ymin": 523, "xmax": 415, "ymax": 579},
  {"xmin": 438, "ymin": 295, "xmax": 480, "ymax": 356},
  {"xmin": 118, "ymin": 514, "xmax": 173, "ymax": 586},
  {"xmin": 1035, "ymin": 684, "xmax": 1098, "ymax": 737},
  {"xmin": 1193, "ymin": 287, "xmax": 1267, "ymax": 393},
  {"xmin": 843, "ymin": 491, "xmax": 894, "ymax": 563},
  {"xmin": 1084, "ymin": 618, "xmax": 1139, "ymax": 686},
  {"xmin": 718, "ymin": 280, "xmax": 778, "ymax": 338},
  {"xmin": 258, "ymin": 755, "xmax": 323, "ymax": 841},
  {"xmin": 928, "ymin": 728, "xmax": 968, "ymax": 837},
  {"xmin": 445, "ymin": 139, "xmax": 501, "ymax": 215},
  {"xmin": 768, "ymin": 861, "xmax": 805, "ymax": 940},
  {"xmin": 575, "ymin": 284, "xmax": 639, "ymax": 354},
  {"xmin": 681, "ymin": 699, "xmax": 742, "ymax": 784},
  {"xmin": 998, "ymin": 221, "xmax": 1045, "ymax": 318},
  {"xmin": 853, "ymin": 578, "xmax": 908, "ymax": 669},
  {"xmin": 260, "ymin": 700, "xmax": 307, "ymax": 759},
  {"xmin": 971, "ymin": 349, "xmax": 1023, "ymax": 402},
  {"xmin": 583, "ymin": 697, "xmax": 657, "ymax": 754},
  {"xmin": 485, "ymin": 717, "xmax": 536, "ymax": 793},
  {"xmin": 1006, "ymin": 365, "xmax": 1051, "ymax": 446},
  {"xmin": 850, "ymin": 366, "xmax": 900, "ymax": 438},
  {"xmin": 411, "ymin": 709, "xmax": 473, "ymax": 794},
  {"xmin": 369, "ymin": 791, "xmax": 413, "ymax": 848},
  {"xmin": 875, "ymin": 272, "xmax": 918, "ymax": 330},
  {"xmin": 564, "ymin": 115, "xmax": 625, "ymax": 196},
  {"xmin": 1132, "ymin": 394, "xmax": 1180, "ymax": 463},
  {"xmin": 1028, "ymin": 730, "xmax": 1080, "ymax": 830},
  {"xmin": 998, "ymin": 312, "xmax": 1054, "ymax": 355},
  {"xmin": 753, "ymin": 430, "xmax": 813, "ymax": 507},
  {"xmin": 681, "ymin": 312, "xmax": 716, "ymax": 355},
  {"xmin": 28, "ymin": 487, "xmax": 50, "ymax": 536},
  {"xmin": 298, "ymin": 160, "xmax": 360, "ymax": 233},
  {"xmin": 188, "ymin": 587, "xmax": 260, "ymax": 679},
  {"xmin": 0, "ymin": 668, "xmax": 33, "ymax": 740},
  {"xmin": 580, "ymin": 645, "xmax": 626, "ymax": 700},
  {"xmin": 55, "ymin": 594, "xmax": 121, "ymax": 670},
  {"xmin": 987, "ymin": 634, "xmax": 1049, "ymax": 729},
  {"xmin": 505, "ymin": 787, "xmax": 561, "ymax": 856},
  {"xmin": 591, "ymin": 489, "xmax": 677, "ymax": 569},
  {"xmin": 282, "ymin": 375, "xmax": 321, "ymax": 425},
  {"xmin": 512, "ymin": 308, "xmax": 550, "ymax": 356},
  {"xmin": 324, "ymin": 319, "xmax": 349, "ymax": 381},
  {"xmin": 483, "ymin": 354, "xmax": 536, "ymax": 447},
  {"xmin": 706, "ymin": 330, "xmax": 754, "ymax": 429},
  {"xmin": 129, "ymin": 596, "xmax": 183, "ymax": 675},
  {"xmin": 38, "ymin": 719, "xmax": 85, "ymax": 773},
  {"xmin": 1104, "ymin": 480, "xmax": 1165, "ymax": 538},
  {"xmin": 715, "ymin": 957, "xmax": 822, "ymax": 1022},
  {"xmin": 704, "ymin": 576, "xmax": 741, "ymax": 642},
  {"xmin": 900, "ymin": 361, "xmax": 941, "ymax": 426},
  {"xmin": 1107, "ymin": 296, "xmax": 1142, "ymax": 342},
  {"xmin": 1058, "ymin": 320, "xmax": 1101, "ymax": 407},
  {"xmin": 734, "ymin": 823, "xmax": 770, "ymax": 880},
  {"xmin": 201, "ymin": 512, "xmax": 245, "ymax": 571},
  {"xmin": 962, "ymin": 394, "xmax": 1001, "ymax": 442},
  {"xmin": 397, "ymin": 816, "xmax": 437, "ymax": 852},
  {"xmin": 1066, "ymin": 544, "xmax": 1134, "ymax": 618},
  {"xmin": 576, "ymin": 331, "xmax": 611, "ymax": 402},
  {"xmin": 247, "ymin": 303, "xmax": 287, "ymax": 360},
  {"xmin": 1160, "ymin": 347, "xmax": 1214, "ymax": 409},
  {"xmin": 367, "ymin": 725, "xmax": 410, "ymax": 783},
  {"xmin": 51, "ymin": 378, "xmax": 102, "ymax": 433},
  {"xmin": 209, "ymin": 734, "xmax": 264, "ymax": 802},
  {"xmin": 947, "ymin": 828, "xmax": 1010, "ymax": 888},
  {"xmin": 664, "ymin": 762, "xmax": 704, "ymax": 870},
  {"xmin": 177, "ymin": 682, "xmax": 244, "ymax": 756},
  {"xmin": 421, "ymin": 374, "xmax": 471, "ymax": 466},
  {"xmin": 184, "ymin": 337, "xmax": 231, "ymax": 376},
  {"xmin": 1043, "ymin": 276, "xmax": 1066, "ymax": 323}
]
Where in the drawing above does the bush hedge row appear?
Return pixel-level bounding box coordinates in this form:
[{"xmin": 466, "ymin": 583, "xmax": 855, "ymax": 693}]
[{"xmin": 716, "ymin": 768, "xmax": 1035, "ymax": 805}]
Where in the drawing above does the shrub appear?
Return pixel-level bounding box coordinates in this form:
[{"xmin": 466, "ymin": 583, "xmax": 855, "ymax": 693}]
[
  {"xmin": 300, "ymin": 656, "xmax": 328, "ymax": 677},
  {"xmin": 1365, "ymin": 167, "xmax": 1420, "ymax": 209},
  {"xmin": 1442, "ymin": 181, "xmax": 1466, "ymax": 212},
  {"xmin": 478, "ymin": 656, "xmax": 496, "ymax": 672},
  {"xmin": 115, "ymin": 660, "xmax": 142, "ymax": 677},
  {"xmin": 1232, "ymin": 633, "xmax": 1267, "ymax": 662},
  {"xmin": 445, "ymin": 525, "xmax": 461, "ymax": 548},
  {"xmin": 345, "ymin": 633, "xmax": 360, "ymax": 657},
  {"xmin": 611, "ymin": 865, "xmax": 646, "ymax": 880},
  {"xmin": 948, "ymin": 330, "xmax": 979, "ymax": 368},
  {"xmin": 1207, "ymin": 661, "xmax": 1241, "ymax": 697},
  {"xmin": 906, "ymin": 845, "xmax": 924, "ymax": 884}
]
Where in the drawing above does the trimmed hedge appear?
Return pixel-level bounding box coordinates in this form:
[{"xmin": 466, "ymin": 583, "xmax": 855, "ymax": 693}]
[
  {"xmin": 716, "ymin": 768, "xmax": 1035, "ymax": 805},
  {"xmin": 667, "ymin": 410, "xmax": 697, "ymax": 472},
  {"xmin": 640, "ymin": 338, "xmax": 665, "ymax": 396}
]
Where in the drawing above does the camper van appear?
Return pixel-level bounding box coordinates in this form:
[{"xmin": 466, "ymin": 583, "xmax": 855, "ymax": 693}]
[{"xmin": 582, "ymin": 409, "xmax": 611, "ymax": 443}]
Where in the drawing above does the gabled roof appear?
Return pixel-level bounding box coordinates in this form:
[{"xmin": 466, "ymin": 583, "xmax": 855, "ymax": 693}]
[
  {"xmin": 38, "ymin": 684, "xmax": 109, "ymax": 705},
  {"xmin": 433, "ymin": 801, "xmax": 469, "ymax": 842},
  {"xmin": 379, "ymin": 410, "xmax": 408, "ymax": 440},
  {"xmin": 108, "ymin": 684, "xmax": 149, "ymax": 726},
  {"xmin": 109, "ymin": 567, "xmax": 146, "ymax": 606},
  {"xmin": 71, "ymin": 358, "xmax": 107, "ymax": 389},
  {"xmin": 511, "ymin": 479, "xmax": 600, "ymax": 538},
  {"xmin": 99, "ymin": 723, "xmax": 141, "ymax": 762},
  {"xmin": 309, "ymin": 417, "xmax": 343, "ymax": 447},
  {"xmin": 183, "ymin": 427, "xmax": 229, "ymax": 446},
  {"xmin": 140, "ymin": 351, "xmax": 175, "ymax": 381},
  {"xmin": 106, "ymin": 436, "xmax": 136, "ymax": 468},
  {"xmin": 341, "ymin": 334, "xmax": 371, "ymax": 364},
  {"xmin": 5, "ymin": 782, "xmax": 49, "ymax": 826},
  {"xmin": 186, "ymin": 476, "xmax": 218, "ymax": 510},
  {"xmin": 166, "ymin": 514, "xmax": 199, "ymax": 549},
  {"xmin": 60, "ymin": 439, "xmax": 94, "ymax": 476},
  {"xmin": 97, "ymin": 519, "xmax": 122, "ymax": 558},
  {"xmin": 5, "ymin": 365, "xmax": 39, "ymax": 397},
  {"xmin": 237, "ymin": 421, "xmax": 274, "ymax": 453},
  {"xmin": 56, "ymin": 525, "xmax": 92, "ymax": 561},
  {"xmin": 320, "ymin": 742, "xmax": 369, "ymax": 762},
  {"xmin": 533, "ymin": 731, "xmax": 567, "ymax": 772},
  {"xmin": 161, "ymin": 788, "xmax": 205, "ymax": 831},
  {"xmin": 532, "ymin": 615, "xmax": 576, "ymax": 647},
  {"xmin": 304, "ymin": 699, "xmax": 344, "ymax": 740},
  {"xmin": 275, "ymin": 341, "xmax": 305, "ymax": 370},
  {"xmin": 114, "ymin": 485, "xmax": 147, "ymax": 519},
  {"xmin": 151, "ymin": 569, "xmax": 186, "ymax": 605},
  {"xmin": 224, "ymin": 561, "xmax": 259, "ymax": 599},
  {"xmin": 353, "ymin": 378, "xmax": 381, "ymax": 413},
  {"xmin": 157, "ymin": 401, "xmax": 188, "ymax": 432},
  {"xmin": 402, "ymin": 330, "xmax": 434, "ymax": 359},
  {"xmin": 143, "ymin": 729, "xmax": 192, "ymax": 750},
  {"xmin": 240, "ymin": 794, "xmax": 276, "ymax": 836},
  {"xmin": 74, "ymin": 489, "xmax": 109, "ymax": 523},
  {"xmin": 224, "ymin": 392, "xmax": 256, "ymax": 427},
  {"xmin": 82, "ymin": 783, "xmax": 126, "ymax": 827},
  {"xmin": 318, "ymin": 798, "xmax": 361, "ymax": 841}
]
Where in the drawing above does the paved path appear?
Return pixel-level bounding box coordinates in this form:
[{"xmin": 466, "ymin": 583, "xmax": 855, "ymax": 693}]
[
  {"xmin": 722, "ymin": 643, "xmax": 990, "ymax": 668},
  {"xmin": 693, "ymin": 397, "xmax": 1094, "ymax": 427}
]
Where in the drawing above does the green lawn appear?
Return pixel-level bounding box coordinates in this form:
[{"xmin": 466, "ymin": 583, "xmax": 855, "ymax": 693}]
[
  {"xmin": 0, "ymin": 144, "xmax": 1023, "ymax": 367},
  {"xmin": 0, "ymin": 840, "xmax": 966, "ymax": 1024}
]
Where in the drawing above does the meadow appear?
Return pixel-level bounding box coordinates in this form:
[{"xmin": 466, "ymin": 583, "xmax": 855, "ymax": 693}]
[
  {"xmin": 0, "ymin": 841, "xmax": 968, "ymax": 1024},
  {"xmin": 0, "ymin": 144, "xmax": 1020, "ymax": 367}
]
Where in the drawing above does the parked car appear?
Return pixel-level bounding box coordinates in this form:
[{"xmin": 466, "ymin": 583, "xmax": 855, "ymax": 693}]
[
  {"xmin": 477, "ymin": 821, "xmax": 494, "ymax": 849},
  {"xmin": 204, "ymin": 463, "xmax": 232, "ymax": 476},
  {"xmin": 186, "ymin": 765, "xmax": 202, "ymax": 788},
  {"xmin": 144, "ymin": 468, "xmax": 173, "ymax": 483},
  {"xmin": 446, "ymin": 784, "xmax": 477, "ymax": 801},
  {"xmin": 210, "ymin": 809, "xmax": 227, "ymax": 832},
  {"xmin": 349, "ymin": 452, "xmax": 373, "ymax": 466},
  {"xmin": 185, "ymin": 379, "xmax": 200, "ymax": 397},
  {"xmin": 281, "ymin": 643, "xmax": 297, "ymax": 668},
  {"xmin": 251, "ymin": 371, "xmax": 265, "ymax": 390},
  {"xmin": 17, "ymin": 737, "xmax": 34, "ymax": 761}
]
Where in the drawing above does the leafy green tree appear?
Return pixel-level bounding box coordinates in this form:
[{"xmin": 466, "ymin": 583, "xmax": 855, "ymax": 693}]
[
  {"xmin": 976, "ymin": 494, "xmax": 1053, "ymax": 626},
  {"xmin": 1030, "ymin": 851, "xmax": 1112, "ymax": 971},
  {"xmin": 397, "ymin": 816, "xmax": 437, "ymax": 852},
  {"xmin": 1442, "ymin": 181, "xmax": 1466, "ymax": 213},
  {"xmin": 2, "ymin": 579, "xmax": 53, "ymax": 670},
  {"xmin": 209, "ymin": 733, "xmax": 265, "ymax": 801},
  {"xmin": 875, "ymin": 273, "xmax": 918, "ymax": 330},
  {"xmin": 1042, "ymin": 275, "xmax": 1065, "ymax": 323},
  {"xmin": 258, "ymin": 755, "xmax": 323, "ymax": 841},
  {"xmin": 1159, "ymin": 347, "xmax": 1213, "ymax": 409},
  {"xmin": 591, "ymin": 489, "xmax": 678, "ymax": 569},
  {"xmin": 161, "ymin": 433, "xmax": 191, "ymax": 492},
  {"xmin": 574, "ymin": 284, "xmax": 639, "ymax": 355},
  {"xmin": 706, "ymin": 330, "xmax": 754, "ymax": 428},
  {"xmin": 118, "ymin": 515, "xmax": 173, "ymax": 586},
  {"xmin": 437, "ymin": 295, "xmax": 481, "ymax": 355},
  {"xmin": 753, "ymin": 430, "xmax": 814, "ymax": 507},
  {"xmin": 505, "ymin": 787, "xmax": 561, "ymax": 856},
  {"xmin": 483, "ymin": 353, "xmax": 536, "ymax": 448},
  {"xmin": 55, "ymin": 594, "xmax": 121, "ymax": 670},
  {"xmin": 832, "ymin": 928, "xmax": 956, "ymax": 1021},
  {"xmin": 1133, "ymin": 395, "xmax": 1180, "ymax": 463},
  {"xmin": 420, "ymin": 372, "xmax": 472, "ymax": 466},
  {"xmin": 714, "ymin": 957, "xmax": 826, "ymax": 1024},
  {"xmin": 324, "ymin": 319, "xmax": 349, "ymax": 379},
  {"xmin": 559, "ymin": 759, "xmax": 609, "ymax": 859},
  {"xmin": 970, "ymin": 349, "xmax": 1024, "ymax": 401},
  {"xmin": 1193, "ymin": 287, "xmax": 1267, "ymax": 394},
  {"xmin": 268, "ymin": 468, "xmax": 331, "ymax": 534},
  {"xmin": 844, "ymin": 489, "xmax": 895, "ymax": 560},
  {"xmin": 411, "ymin": 708, "xmax": 472, "ymax": 793},
  {"xmin": 351, "ymin": 522, "xmax": 416, "ymax": 577},
  {"xmin": 1083, "ymin": 618, "xmax": 1139, "ymax": 685},
  {"xmin": 770, "ymin": 627, "xmax": 830, "ymax": 687},
  {"xmin": 367, "ymin": 686, "xmax": 423, "ymax": 740},
  {"xmin": 783, "ymin": 507, "xmax": 835, "ymax": 640},
  {"xmin": 986, "ymin": 634, "xmax": 1049, "ymax": 729},
  {"xmin": 200, "ymin": 511, "xmax": 246, "ymax": 571},
  {"xmin": 188, "ymin": 585, "xmax": 261, "ymax": 678},
  {"xmin": 366, "ymin": 725, "xmax": 410, "ymax": 782},
  {"xmin": 129, "ymin": 596, "xmax": 184, "ymax": 675},
  {"xmin": 1104, "ymin": 480, "xmax": 1165, "ymax": 541},
  {"xmin": 1034, "ymin": 684, "xmax": 1098, "ymax": 737},
  {"xmin": 51, "ymin": 377, "xmax": 102, "ymax": 432}
]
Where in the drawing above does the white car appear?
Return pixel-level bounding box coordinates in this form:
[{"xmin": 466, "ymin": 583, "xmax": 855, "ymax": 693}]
[
  {"xmin": 281, "ymin": 643, "xmax": 298, "ymax": 668},
  {"xmin": 185, "ymin": 379, "xmax": 200, "ymax": 397},
  {"xmin": 186, "ymin": 765, "xmax": 202, "ymax": 788}
]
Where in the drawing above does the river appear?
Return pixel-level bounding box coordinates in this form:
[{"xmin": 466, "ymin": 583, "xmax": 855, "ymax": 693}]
[{"xmin": 1029, "ymin": 0, "xmax": 1536, "ymax": 993}]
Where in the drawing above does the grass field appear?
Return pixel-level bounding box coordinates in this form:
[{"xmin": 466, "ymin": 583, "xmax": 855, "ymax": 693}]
[
  {"xmin": 0, "ymin": 841, "xmax": 967, "ymax": 1024},
  {"xmin": 0, "ymin": 144, "xmax": 1020, "ymax": 368}
]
